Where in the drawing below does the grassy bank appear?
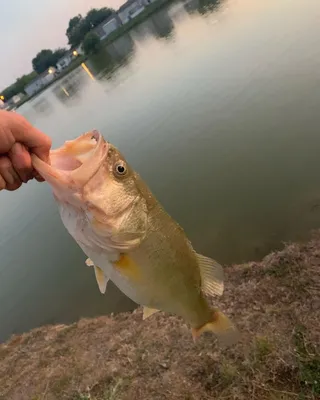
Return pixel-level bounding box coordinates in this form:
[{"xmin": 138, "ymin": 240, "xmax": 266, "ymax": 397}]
[{"xmin": 0, "ymin": 233, "xmax": 319, "ymax": 400}]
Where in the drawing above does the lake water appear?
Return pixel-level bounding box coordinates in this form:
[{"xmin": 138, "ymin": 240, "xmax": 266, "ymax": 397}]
[{"xmin": 1, "ymin": 0, "xmax": 320, "ymax": 342}]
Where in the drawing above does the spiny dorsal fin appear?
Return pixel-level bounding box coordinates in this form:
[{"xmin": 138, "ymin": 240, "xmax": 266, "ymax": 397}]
[
  {"xmin": 196, "ymin": 253, "xmax": 224, "ymax": 297},
  {"xmin": 143, "ymin": 306, "xmax": 160, "ymax": 320}
]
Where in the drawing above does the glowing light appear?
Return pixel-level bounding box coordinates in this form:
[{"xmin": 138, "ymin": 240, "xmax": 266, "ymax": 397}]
[
  {"xmin": 61, "ymin": 86, "xmax": 70, "ymax": 97},
  {"xmin": 73, "ymin": 50, "xmax": 78, "ymax": 56},
  {"xmin": 81, "ymin": 63, "xmax": 95, "ymax": 81}
]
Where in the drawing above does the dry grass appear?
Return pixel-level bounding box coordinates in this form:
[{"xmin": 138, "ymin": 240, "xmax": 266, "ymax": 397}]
[{"xmin": 0, "ymin": 233, "xmax": 319, "ymax": 400}]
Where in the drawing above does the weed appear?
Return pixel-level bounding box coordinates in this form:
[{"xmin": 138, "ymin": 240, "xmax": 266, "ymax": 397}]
[{"xmin": 293, "ymin": 326, "xmax": 320, "ymax": 396}]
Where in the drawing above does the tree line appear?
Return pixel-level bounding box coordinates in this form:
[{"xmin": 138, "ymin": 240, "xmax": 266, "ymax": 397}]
[{"xmin": 1, "ymin": 7, "xmax": 114, "ymax": 102}]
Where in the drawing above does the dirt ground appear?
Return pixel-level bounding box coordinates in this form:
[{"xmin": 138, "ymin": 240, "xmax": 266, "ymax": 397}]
[{"xmin": 0, "ymin": 234, "xmax": 319, "ymax": 400}]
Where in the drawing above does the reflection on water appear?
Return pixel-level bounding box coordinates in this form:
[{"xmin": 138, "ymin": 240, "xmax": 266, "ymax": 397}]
[
  {"xmin": 182, "ymin": 0, "xmax": 200, "ymax": 15},
  {"xmin": 197, "ymin": 0, "xmax": 222, "ymax": 15},
  {"xmin": 32, "ymin": 97, "xmax": 54, "ymax": 116},
  {"xmin": 130, "ymin": 8, "xmax": 175, "ymax": 41},
  {"xmin": 88, "ymin": 34, "xmax": 135, "ymax": 80},
  {"xmin": 52, "ymin": 70, "xmax": 89, "ymax": 105},
  {"xmin": 1, "ymin": 0, "xmax": 320, "ymax": 342}
]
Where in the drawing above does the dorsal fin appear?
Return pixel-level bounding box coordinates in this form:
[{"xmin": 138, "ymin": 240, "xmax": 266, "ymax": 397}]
[{"xmin": 196, "ymin": 253, "xmax": 224, "ymax": 297}]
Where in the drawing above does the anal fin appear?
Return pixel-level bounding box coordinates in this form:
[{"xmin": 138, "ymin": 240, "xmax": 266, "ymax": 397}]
[
  {"xmin": 196, "ymin": 253, "xmax": 224, "ymax": 297},
  {"xmin": 143, "ymin": 306, "xmax": 160, "ymax": 320}
]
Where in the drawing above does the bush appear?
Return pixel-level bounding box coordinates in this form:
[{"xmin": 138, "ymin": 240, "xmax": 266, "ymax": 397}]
[{"xmin": 83, "ymin": 32, "xmax": 102, "ymax": 55}]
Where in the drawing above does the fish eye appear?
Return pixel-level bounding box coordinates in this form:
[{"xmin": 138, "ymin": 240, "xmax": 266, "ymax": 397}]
[{"xmin": 114, "ymin": 162, "xmax": 127, "ymax": 176}]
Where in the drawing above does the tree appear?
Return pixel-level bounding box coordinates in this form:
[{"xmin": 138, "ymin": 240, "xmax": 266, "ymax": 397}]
[
  {"xmin": 83, "ymin": 32, "xmax": 101, "ymax": 56},
  {"xmin": 66, "ymin": 8, "xmax": 115, "ymax": 48},
  {"xmin": 32, "ymin": 48, "xmax": 68, "ymax": 74},
  {"xmin": 66, "ymin": 14, "xmax": 82, "ymax": 38},
  {"xmin": 1, "ymin": 71, "xmax": 37, "ymax": 100},
  {"xmin": 53, "ymin": 48, "xmax": 68, "ymax": 61},
  {"xmin": 86, "ymin": 8, "xmax": 114, "ymax": 28},
  {"xmin": 66, "ymin": 14, "xmax": 91, "ymax": 48},
  {"xmin": 32, "ymin": 49, "xmax": 54, "ymax": 74}
]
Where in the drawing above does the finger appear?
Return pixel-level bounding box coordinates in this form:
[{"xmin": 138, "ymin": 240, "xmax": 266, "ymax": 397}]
[
  {"xmin": 9, "ymin": 143, "xmax": 33, "ymax": 183},
  {"xmin": 0, "ymin": 156, "xmax": 23, "ymax": 191},
  {"xmin": 35, "ymin": 175, "xmax": 45, "ymax": 182},
  {"xmin": 6, "ymin": 180, "xmax": 22, "ymax": 191},
  {"xmin": 0, "ymin": 175, "xmax": 6, "ymax": 191},
  {"xmin": 32, "ymin": 170, "xmax": 45, "ymax": 182},
  {"xmin": 7, "ymin": 112, "xmax": 52, "ymax": 162}
]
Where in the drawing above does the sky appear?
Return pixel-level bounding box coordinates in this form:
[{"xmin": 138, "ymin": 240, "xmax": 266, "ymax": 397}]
[{"xmin": 0, "ymin": 0, "xmax": 123, "ymax": 90}]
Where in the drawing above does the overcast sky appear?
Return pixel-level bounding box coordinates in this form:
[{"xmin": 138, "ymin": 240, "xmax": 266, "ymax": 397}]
[{"xmin": 0, "ymin": 0, "xmax": 123, "ymax": 90}]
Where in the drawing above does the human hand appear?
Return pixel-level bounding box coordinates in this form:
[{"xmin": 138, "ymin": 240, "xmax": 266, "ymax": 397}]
[{"xmin": 0, "ymin": 110, "xmax": 51, "ymax": 191}]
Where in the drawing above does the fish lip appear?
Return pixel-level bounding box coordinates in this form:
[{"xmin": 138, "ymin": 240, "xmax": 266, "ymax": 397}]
[{"xmin": 31, "ymin": 130, "xmax": 109, "ymax": 189}]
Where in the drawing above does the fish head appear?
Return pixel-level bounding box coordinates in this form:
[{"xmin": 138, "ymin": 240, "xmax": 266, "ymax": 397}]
[{"xmin": 32, "ymin": 130, "xmax": 148, "ymax": 246}]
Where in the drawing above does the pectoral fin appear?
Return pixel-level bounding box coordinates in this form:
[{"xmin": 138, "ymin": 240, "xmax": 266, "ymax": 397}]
[
  {"xmin": 143, "ymin": 306, "xmax": 160, "ymax": 320},
  {"xmin": 196, "ymin": 253, "xmax": 224, "ymax": 297},
  {"xmin": 108, "ymin": 199, "xmax": 148, "ymax": 251},
  {"xmin": 93, "ymin": 265, "xmax": 109, "ymax": 294}
]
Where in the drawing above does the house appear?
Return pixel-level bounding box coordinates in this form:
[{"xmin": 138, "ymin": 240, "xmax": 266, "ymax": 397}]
[
  {"xmin": 24, "ymin": 67, "xmax": 57, "ymax": 97},
  {"xmin": 56, "ymin": 52, "xmax": 74, "ymax": 72},
  {"xmin": 93, "ymin": 13, "xmax": 122, "ymax": 40},
  {"xmin": 117, "ymin": 0, "xmax": 147, "ymax": 24},
  {"xmin": 56, "ymin": 46, "xmax": 83, "ymax": 72},
  {"xmin": 11, "ymin": 93, "xmax": 25, "ymax": 104}
]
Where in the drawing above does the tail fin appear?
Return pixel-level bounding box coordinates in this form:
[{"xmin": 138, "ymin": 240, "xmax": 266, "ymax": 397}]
[{"xmin": 191, "ymin": 309, "xmax": 240, "ymax": 347}]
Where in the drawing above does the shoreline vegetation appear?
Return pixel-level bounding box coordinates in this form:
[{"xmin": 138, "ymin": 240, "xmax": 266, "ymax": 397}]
[
  {"xmin": 0, "ymin": 232, "xmax": 319, "ymax": 399},
  {"xmin": 14, "ymin": 0, "xmax": 174, "ymax": 110}
]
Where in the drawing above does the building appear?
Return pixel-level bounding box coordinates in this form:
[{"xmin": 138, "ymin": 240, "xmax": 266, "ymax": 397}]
[
  {"xmin": 117, "ymin": 0, "xmax": 147, "ymax": 24},
  {"xmin": 56, "ymin": 46, "xmax": 83, "ymax": 72},
  {"xmin": 56, "ymin": 52, "xmax": 74, "ymax": 72},
  {"xmin": 11, "ymin": 93, "xmax": 25, "ymax": 104},
  {"xmin": 24, "ymin": 67, "xmax": 57, "ymax": 97},
  {"xmin": 93, "ymin": 14, "xmax": 122, "ymax": 40}
]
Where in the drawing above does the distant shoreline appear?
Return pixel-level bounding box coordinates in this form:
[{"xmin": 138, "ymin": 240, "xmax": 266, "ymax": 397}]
[{"xmin": 16, "ymin": 0, "xmax": 174, "ymax": 110}]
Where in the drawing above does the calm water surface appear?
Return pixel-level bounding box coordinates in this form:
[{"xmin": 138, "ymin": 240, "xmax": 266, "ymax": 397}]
[{"xmin": 1, "ymin": 0, "xmax": 320, "ymax": 342}]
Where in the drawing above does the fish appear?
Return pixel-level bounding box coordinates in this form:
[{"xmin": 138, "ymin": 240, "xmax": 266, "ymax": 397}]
[{"xmin": 32, "ymin": 130, "xmax": 240, "ymax": 346}]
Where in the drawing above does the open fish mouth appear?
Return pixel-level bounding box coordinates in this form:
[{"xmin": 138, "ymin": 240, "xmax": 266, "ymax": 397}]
[{"xmin": 32, "ymin": 130, "xmax": 109, "ymax": 189}]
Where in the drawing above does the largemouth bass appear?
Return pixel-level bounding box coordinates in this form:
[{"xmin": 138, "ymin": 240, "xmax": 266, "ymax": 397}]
[{"xmin": 32, "ymin": 131, "xmax": 239, "ymax": 345}]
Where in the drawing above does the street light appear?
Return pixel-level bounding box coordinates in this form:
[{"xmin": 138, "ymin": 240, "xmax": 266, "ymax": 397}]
[
  {"xmin": 48, "ymin": 68, "xmax": 54, "ymax": 74},
  {"xmin": 0, "ymin": 95, "xmax": 4, "ymax": 101},
  {"xmin": 73, "ymin": 50, "xmax": 78, "ymax": 57}
]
